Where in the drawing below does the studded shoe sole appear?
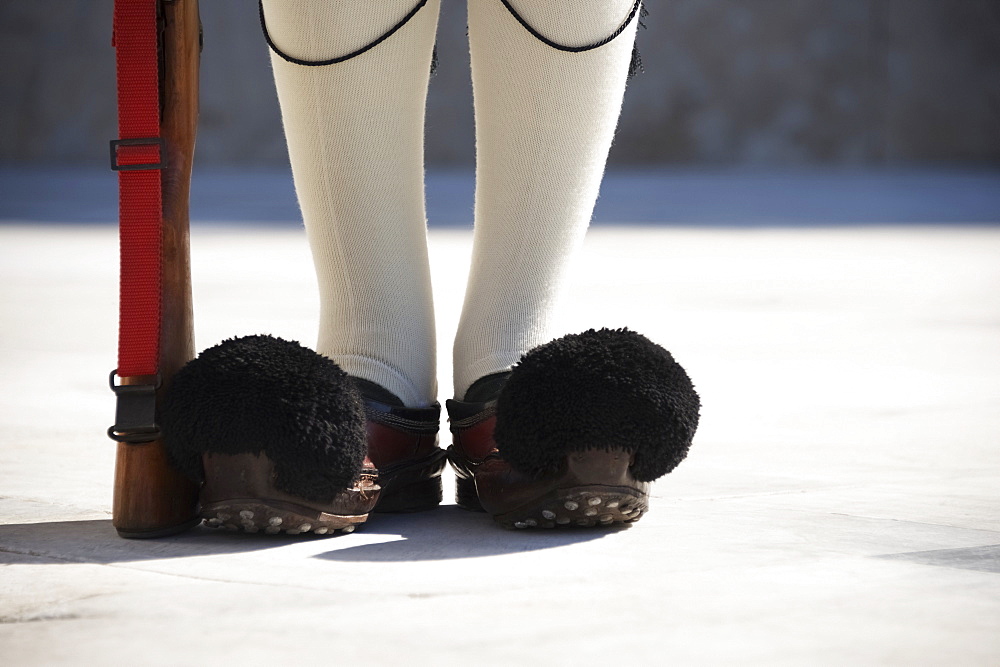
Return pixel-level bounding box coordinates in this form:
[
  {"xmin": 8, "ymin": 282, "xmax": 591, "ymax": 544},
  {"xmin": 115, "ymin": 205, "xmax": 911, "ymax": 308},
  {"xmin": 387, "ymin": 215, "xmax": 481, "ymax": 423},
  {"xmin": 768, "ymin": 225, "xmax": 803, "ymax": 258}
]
[
  {"xmin": 461, "ymin": 448, "xmax": 651, "ymax": 530},
  {"xmin": 199, "ymin": 451, "xmax": 380, "ymax": 535},
  {"xmin": 492, "ymin": 486, "xmax": 648, "ymax": 529},
  {"xmin": 201, "ymin": 499, "xmax": 369, "ymax": 535}
]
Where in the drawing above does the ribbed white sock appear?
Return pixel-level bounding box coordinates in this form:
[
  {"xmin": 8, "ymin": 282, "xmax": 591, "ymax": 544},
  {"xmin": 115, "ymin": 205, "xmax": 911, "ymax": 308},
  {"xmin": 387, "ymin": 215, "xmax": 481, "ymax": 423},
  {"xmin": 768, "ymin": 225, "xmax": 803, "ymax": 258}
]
[
  {"xmin": 262, "ymin": 0, "xmax": 440, "ymax": 408},
  {"xmin": 453, "ymin": 0, "xmax": 641, "ymax": 398}
]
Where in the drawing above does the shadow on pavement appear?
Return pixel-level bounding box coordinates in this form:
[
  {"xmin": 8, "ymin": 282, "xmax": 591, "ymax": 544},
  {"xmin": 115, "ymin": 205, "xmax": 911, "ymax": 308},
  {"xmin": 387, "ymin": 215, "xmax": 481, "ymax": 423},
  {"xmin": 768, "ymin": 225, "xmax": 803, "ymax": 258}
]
[
  {"xmin": 0, "ymin": 507, "xmax": 626, "ymax": 565},
  {"xmin": 314, "ymin": 505, "xmax": 625, "ymax": 562},
  {"xmin": 0, "ymin": 519, "xmax": 301, "ymax": 564}
]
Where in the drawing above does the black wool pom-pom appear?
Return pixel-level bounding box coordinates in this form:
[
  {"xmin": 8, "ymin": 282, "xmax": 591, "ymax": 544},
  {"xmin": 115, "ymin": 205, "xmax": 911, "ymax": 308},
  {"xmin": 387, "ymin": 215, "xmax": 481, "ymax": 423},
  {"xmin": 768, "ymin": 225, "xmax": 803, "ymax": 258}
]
[
  {"xmin": 161, "ymin": 334, "xmax": 367, "ymax": 502},
  {"xmin": 494, "ymin": 328, "xmax": 700, "ymax": 482}
]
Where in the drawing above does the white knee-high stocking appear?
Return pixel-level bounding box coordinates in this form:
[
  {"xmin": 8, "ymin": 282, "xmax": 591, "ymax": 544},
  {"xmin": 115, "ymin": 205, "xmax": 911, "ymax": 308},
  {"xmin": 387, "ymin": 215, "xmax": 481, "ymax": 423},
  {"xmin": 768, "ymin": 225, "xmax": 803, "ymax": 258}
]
[
  {"xmin": 262, "ymin": 0, "xmax": 440, "ymax": 407},
  {"xmin": 453, "ymin": 0, "xmax": 641, "ymax": 398}
]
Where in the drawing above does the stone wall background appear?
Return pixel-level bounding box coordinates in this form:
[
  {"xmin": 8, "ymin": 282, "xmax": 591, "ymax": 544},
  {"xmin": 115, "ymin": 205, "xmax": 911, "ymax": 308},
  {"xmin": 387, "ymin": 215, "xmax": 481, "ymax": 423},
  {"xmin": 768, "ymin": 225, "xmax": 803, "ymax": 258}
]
[{"xmin": 1, "ymin": 0, "xmax": 998, "ymax": 167}]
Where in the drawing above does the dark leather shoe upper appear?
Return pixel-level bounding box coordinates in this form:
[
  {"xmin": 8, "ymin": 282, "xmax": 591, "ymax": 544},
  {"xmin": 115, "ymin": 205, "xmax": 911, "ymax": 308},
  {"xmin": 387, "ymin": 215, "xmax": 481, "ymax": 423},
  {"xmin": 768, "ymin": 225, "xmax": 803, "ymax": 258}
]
[
  {"xmin": 363, "ymin": 399, "xmax": 442, "ymax": 470},
  {"xmin": 363, "ymin": 398, "xmax": 447, "ymax": 512},
  {"xmin": 445, "ymin": 397, "xmax": 498, "ymax": 481}
]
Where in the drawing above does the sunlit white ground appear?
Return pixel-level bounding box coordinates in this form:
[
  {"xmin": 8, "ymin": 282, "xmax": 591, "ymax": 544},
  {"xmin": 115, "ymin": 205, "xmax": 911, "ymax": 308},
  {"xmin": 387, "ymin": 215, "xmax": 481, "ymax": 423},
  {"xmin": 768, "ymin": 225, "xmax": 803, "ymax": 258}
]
[{"xmin": 1, "ymin": 222, "xmax": 999, "ymax": 665}]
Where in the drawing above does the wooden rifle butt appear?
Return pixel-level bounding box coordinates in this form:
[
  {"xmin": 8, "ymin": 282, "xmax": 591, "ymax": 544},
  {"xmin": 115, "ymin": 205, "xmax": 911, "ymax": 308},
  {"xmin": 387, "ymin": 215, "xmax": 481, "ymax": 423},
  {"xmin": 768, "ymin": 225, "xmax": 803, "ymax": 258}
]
[{"xmin": 113, "ymin": 0, "xmax": 201, "ymax": 538}]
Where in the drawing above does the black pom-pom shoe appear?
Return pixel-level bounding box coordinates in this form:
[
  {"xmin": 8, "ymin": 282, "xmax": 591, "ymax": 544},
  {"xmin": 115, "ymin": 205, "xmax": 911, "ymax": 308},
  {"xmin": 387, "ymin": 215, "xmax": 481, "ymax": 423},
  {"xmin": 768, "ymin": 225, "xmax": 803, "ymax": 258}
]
[
  {"xmin": 447, "ymin": 328, "xmax": 700, "ymax": 529},
  {"xmin": 161, "ymin": 335, "xmax": 378, "ymax": 535}
]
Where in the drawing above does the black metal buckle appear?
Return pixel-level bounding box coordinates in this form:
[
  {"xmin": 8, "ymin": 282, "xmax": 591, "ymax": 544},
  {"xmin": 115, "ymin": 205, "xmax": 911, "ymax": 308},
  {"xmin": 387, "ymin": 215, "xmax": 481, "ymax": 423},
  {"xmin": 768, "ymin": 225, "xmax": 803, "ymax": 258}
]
[
  {"xmin": 109, "ymin": 137, "xmax": 167, "ymax": 171},
  {"xmin": 108, "ymin": 370, "xmax": 162, "ymax": 444}
]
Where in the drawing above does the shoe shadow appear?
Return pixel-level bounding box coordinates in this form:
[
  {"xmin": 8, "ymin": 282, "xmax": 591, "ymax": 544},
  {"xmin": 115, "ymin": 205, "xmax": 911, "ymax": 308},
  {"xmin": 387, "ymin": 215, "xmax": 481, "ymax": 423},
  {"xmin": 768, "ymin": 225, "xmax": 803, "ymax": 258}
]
[
  {"xmin": 313, "ymin": 505, "xmax": 629, "ymax": 563},
  {"xmin": 0, "ymin": 508, "xmax": 630, "ymax": 566},
  {"xmin": 0, "ymin": 518, "xmax": 323, "ymax": 564}
]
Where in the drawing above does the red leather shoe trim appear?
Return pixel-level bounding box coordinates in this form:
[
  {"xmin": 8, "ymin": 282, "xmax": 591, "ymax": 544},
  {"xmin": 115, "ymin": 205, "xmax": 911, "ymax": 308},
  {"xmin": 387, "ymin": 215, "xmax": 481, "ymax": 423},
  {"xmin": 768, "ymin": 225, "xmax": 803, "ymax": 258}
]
[
  {"xmin": 453, "ymin": 415, "xmax": 498, "ymax": 463},
  {"xmin": 366, "ymin": 421, "xmax": 439, "ymax": 470}
]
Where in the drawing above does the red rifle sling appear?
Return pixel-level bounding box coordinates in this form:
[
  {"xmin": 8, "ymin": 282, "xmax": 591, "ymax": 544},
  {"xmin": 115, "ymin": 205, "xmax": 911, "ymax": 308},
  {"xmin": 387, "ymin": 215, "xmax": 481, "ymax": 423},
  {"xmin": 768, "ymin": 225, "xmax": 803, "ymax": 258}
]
[{"xmin": 112, "ymin": 0, "xmax": 163, "ymax": 379}]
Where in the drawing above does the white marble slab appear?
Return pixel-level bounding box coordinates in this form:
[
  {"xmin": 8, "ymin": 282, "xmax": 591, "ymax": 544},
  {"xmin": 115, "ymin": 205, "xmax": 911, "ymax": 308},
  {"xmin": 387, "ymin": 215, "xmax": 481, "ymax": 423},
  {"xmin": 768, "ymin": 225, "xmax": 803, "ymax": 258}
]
[{"xmin": 1, "ymin": 224, "xmax": 998, "ymax": 665}]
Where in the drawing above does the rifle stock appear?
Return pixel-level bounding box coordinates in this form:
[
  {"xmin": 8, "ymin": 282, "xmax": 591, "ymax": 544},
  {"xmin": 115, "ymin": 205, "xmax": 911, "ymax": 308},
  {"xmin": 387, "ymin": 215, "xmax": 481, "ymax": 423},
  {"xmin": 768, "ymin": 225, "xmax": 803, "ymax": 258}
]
[{"xmin": 113, "ymin": 0, "xmax": 201, "ymax": 538}]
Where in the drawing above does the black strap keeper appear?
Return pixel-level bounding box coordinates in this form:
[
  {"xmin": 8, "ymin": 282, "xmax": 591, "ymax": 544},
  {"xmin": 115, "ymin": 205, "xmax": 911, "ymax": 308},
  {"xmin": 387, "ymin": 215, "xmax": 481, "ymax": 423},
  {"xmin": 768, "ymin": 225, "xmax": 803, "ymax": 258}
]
[{"xmin": 108, "ymin": 370, "xmax": 162, "ymax": 444}]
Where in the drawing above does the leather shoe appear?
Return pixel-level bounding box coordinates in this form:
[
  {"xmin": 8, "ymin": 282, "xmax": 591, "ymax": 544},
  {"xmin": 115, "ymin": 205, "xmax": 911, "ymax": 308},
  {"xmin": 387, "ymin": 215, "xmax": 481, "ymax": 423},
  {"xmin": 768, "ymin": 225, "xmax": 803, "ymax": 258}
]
[
  {"xmin": 447, "ymin": 395, "xmax": 650, "ymax": 529},
  {"xmin": 364, "ymin": 397, "xmax": 448, "ymax": 512}
]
